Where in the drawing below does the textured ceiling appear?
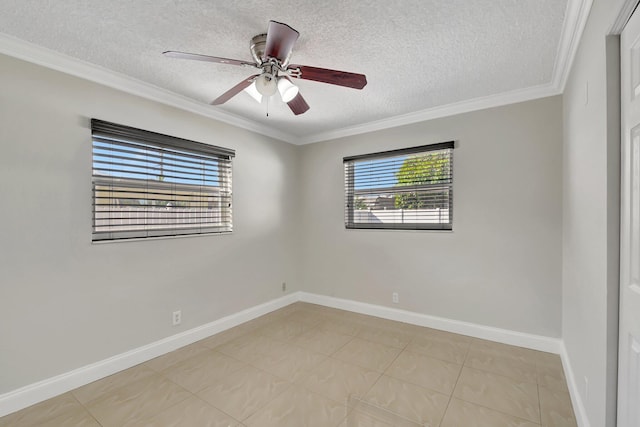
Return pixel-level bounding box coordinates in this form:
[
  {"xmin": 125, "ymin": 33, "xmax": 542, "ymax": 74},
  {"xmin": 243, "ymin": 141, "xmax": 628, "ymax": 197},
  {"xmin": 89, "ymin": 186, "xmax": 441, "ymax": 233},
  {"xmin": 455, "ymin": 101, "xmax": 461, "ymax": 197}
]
[{"xmin": 0, "ymin": 0, "xmax": 567, "ymax": 143}]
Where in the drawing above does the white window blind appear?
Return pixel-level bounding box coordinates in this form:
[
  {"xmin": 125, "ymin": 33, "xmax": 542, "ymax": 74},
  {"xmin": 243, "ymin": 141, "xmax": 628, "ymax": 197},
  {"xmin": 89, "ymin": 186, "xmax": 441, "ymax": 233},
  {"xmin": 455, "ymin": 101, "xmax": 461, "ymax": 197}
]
[
  {"xmin": 344, "ymin": 142, "xmax": 454, "ymax": 230},
  {"xmin": 91, "ymin": 119, "xmax": 234, "ymax": 241}
]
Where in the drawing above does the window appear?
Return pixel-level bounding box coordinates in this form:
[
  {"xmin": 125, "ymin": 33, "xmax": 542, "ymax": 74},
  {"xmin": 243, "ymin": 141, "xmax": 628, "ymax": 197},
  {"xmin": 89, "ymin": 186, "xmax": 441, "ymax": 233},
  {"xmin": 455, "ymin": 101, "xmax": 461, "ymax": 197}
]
[
  {"xmin": 344, "ymin": 142, "xmax": 454, "ymax": 230},
  {"xmin": 91, "ymin": 119, "xmax": 234, "ymax": 241}
]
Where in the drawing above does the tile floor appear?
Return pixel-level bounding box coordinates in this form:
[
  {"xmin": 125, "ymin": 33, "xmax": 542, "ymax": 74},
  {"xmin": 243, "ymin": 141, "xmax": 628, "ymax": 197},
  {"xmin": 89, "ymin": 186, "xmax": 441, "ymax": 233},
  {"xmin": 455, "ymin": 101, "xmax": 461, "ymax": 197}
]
[{"xmin": 0, "ymin": 302, "xmax": 577, "ymax": 426}]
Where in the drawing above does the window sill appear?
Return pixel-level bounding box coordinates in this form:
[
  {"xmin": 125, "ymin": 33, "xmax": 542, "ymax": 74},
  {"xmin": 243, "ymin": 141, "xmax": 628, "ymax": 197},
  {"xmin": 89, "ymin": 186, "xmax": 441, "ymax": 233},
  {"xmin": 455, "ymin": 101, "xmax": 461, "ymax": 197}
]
[{"xmin": 91, "ymin": 231, "xmax": 233, "ymax": 244}]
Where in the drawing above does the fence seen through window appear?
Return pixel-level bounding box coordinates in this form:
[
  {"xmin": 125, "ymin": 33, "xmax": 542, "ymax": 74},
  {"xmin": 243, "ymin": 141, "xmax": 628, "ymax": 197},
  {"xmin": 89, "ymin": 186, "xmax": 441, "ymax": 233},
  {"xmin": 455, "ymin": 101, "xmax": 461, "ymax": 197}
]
[
  {"xmin": 91, "ymin": 119, "xmax": 234, "ymax": 241},
  {"xmin": 344, "ymin": 142, "xmax": 453, "ymax": 230}
]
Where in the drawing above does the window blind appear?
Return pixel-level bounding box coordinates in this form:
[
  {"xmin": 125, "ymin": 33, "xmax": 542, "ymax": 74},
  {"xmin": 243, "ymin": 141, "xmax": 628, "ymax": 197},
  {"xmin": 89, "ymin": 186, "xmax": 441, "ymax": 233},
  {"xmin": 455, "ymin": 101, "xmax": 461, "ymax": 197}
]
[
  {"xmin": 344, "ymin": 142, "xmax": 454, "ymax": 230},
  {"xmin": 91, "ymin": 119, "xmax": 234, "ymax": 241}
]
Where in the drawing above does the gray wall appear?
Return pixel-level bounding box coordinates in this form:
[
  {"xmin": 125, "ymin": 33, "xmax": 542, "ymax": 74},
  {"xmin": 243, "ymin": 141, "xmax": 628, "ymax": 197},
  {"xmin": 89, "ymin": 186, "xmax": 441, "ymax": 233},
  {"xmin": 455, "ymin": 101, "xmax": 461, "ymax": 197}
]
[
  {"xmin": 298, "ymin": 96, "xmax": 563, "ymax": 337},
  {"xmin": 562, "ymin": 0, "xmax": 622, "ymax": 425},
  {"xmin": 0, "ymin": 46, "xmax": 568, "ymax": 403},
  {"xmin": 0, "ymin": 54, "xmax": 300, "ymax": 393}
]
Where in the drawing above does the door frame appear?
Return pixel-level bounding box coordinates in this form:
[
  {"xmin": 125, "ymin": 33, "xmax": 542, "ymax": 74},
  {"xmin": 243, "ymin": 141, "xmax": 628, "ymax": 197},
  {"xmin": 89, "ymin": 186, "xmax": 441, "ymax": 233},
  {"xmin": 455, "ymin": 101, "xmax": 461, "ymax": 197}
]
[{"xmin": 612, "ymin": 2, "xmax": 640, "ymax": 427}]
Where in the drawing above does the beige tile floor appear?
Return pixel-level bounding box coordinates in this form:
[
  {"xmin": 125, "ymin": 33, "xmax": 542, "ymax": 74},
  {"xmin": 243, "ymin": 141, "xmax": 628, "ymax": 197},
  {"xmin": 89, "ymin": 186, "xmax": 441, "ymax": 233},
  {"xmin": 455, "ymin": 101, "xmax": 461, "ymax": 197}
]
[{"xmin": 0, "ymin": 303, "xmax": 577, "ymax": 427}]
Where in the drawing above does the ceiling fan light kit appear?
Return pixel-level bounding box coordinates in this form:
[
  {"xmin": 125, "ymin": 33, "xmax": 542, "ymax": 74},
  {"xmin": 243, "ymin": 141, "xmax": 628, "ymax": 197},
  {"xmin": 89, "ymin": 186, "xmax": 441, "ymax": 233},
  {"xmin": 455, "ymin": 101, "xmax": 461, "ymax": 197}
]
[
  {"xmin": 277, "ymin": 77, "xmax": 299, "ymax": 102},
  {"xmin": 255, "ymin": 72, "xmax": 278, "ymax": 97},
  {"xmin": 244, "ymin": 82, "xmax": 263, "ymax": 103},
  {"xmin": 163, "ymin": 20, "xmax": 367, "ymax": 116}
]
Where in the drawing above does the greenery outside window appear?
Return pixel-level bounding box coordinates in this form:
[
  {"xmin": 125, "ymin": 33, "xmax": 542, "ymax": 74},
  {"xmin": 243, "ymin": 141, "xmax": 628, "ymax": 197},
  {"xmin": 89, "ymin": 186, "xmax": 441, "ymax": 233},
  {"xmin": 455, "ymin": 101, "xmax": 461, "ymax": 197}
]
[
  {"xmin": 91, "ymin": 119, "xmax": 234, "ymax": 241},
  {"xmin": 344, "ymin": 142, "xmax": 454, "ymax": 230}
]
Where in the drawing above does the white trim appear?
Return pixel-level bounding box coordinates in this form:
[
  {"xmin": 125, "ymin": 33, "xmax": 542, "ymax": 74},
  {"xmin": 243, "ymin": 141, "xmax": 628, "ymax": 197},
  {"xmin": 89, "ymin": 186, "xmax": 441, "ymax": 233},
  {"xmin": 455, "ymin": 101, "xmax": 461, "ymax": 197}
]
[
  {"xmin": 299, "ymin": 292, "xmax": 562, "ymax": 353},
  {"xmin": 297, "ymin": 84, "xmax": 559, "ymax": 145},
  {"xmin": 610, "ymin": 0, "xmax": 639, "ymax": 34},
  {"xmin": 302, "ymin": 0, "xmax": 595, "ymax": 148},
  {"xmin": 0, "ymin": 293, "xmax": 298, "ymax": 417},
  {"xmin": 0, "ymin": 33, "xmax": 298, "ymax": 145},
  {"xmin": 0, "ymin": 0, "xmax": 591, "ymax": 146},
  {"xmin": 300, "ymin": 0, "xmax": 595, "ymax": 146},
  {"xmin": 552, "ymin": 0, "xmax": 594, "ymax": 92},
  {"xmin": 0, "ymin": 291, "xmax": 568, "ymax": 417},
  {"xmin": 560, "ymin": 342, "xmax": 591, "ymax": 427}
]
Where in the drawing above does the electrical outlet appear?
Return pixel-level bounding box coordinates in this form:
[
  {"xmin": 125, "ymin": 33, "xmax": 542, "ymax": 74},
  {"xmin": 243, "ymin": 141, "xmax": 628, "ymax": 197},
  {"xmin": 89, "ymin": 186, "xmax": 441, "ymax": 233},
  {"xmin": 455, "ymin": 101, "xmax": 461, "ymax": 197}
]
[
  {"xmin": 172, "ymin": 310, "xmax": 181, "ymax": 326},
  {"xmin": 392, "ymin": 292, "xmax": 399, "ymax": 304},
  {"xmin": 282, "ymin": 282, "xmax": 287, "ymax": 292}
]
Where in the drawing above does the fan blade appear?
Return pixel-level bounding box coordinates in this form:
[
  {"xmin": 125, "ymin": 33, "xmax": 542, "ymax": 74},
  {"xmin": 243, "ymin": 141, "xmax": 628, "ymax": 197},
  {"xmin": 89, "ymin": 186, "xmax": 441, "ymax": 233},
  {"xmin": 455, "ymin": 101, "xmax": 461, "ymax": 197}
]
[
  {"xmin": 287, "ymin": 92, "xmax": 310, "ymax": 115},
  {"xmin": 163, "ymin": 51, "xmax": 254, "ymax": 67},
  {"xmin": 211, "ymin": 74, "xmax": 259, "ymax": 105},
  {"xmin": 264, "ymin": 21, "xmax": 299, "ymax": 63},
  {"xmin": 289, "ymin": 65, "xmax": 367, "ymax": 89}
]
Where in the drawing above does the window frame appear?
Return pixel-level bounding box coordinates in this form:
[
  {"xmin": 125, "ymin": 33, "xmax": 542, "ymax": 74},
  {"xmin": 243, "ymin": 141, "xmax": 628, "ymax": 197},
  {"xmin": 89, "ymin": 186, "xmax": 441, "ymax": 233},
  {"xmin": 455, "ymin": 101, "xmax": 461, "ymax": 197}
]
[
  {"xmin": 344, "ymin": 142, "xmax": 454, "ymax": 231},
  {"xmin": 91, "ymin": 119, "xmax": 235, "ymax": 242}
]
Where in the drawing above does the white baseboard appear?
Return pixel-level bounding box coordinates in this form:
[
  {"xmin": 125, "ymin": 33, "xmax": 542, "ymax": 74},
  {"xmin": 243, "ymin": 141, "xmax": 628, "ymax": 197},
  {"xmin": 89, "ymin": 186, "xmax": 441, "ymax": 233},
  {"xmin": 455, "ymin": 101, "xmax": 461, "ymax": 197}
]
[
  {"xmin": 0, "ymin": 293, "xmax": 298, "ymax": 417},
  {"xmin": 1, "ymin": 290, "xmax": 566, "ymax": 418},
  {"xmin": 559, "ymin": 342, "xmax": 590, "ymax": 427},
  {"xmin": 299, "ymin": 292, "xmax": 562, "ymax": 354}
]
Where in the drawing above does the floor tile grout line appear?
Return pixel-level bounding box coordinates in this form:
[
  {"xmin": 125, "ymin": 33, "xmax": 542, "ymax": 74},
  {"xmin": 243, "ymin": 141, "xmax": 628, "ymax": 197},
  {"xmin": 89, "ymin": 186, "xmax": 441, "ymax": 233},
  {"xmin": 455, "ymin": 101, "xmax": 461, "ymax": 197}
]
[
  {"xmin": 374, "ymin": 348, "xmax": 453, "ymax": 426},
  {"xmin": 352, "ymin": 333, "xmax": 412, "ymax": 350},
  {"xmin": 288, "ymin": 353, "xmax": 382, "ymax": 418},
  {"xmin": 438, "ymin": 345, "xmax": 544, "ymax": 427},
  {"xmin": 194, "ymin": 366, "xmax": 295, "ymax": 424},
  {"xmin": 236, "ymin": 379, "xmax": 295, "ymax": 424},
  {"xmin": 437, "ymin": 353, "xmax": 466, "ymax": 427},
  {"xmin": 307, "ymin": 347, "xmax": 450, "ymax": 422},
  {"xmin": 185, "ymin": 393, "xmax": 245, "ymax": 427},
  {"xmin": 457, "ymin": 365, "xmax": 542, "ymax": 422},
  {"xmin": 329, "ymin": 334, "xmax": 356, "ymax": 355},
  {"xmin": 537, "ymin": 383, "xmax": 544, "ymax": 426},
  {"xmin": 449, "ymin": 395, "xmax": 544, "ymax": 426},
  {"xmin": 453, "ymin": 367, "xmax": 543, "ymax": 425},
  {"xmin": 381, "ymin": 342, "xmax": 408, "ymax": 375},
  {"xmin": 69, "ymin": 391, "xmax": 105, "ymax": 427},
  {"xmin": 145, "ymin": 343, "xmax": 215, "ymax": 373},
  {"xmin": 341, "ymin": 394, "xmax": 423, "ymax": 427},
  {"xmin": 158, "ymin": 349, "xmax": 249, "ymax": 394},
  {"xmin": 463, "ymin": 347, "xmax": 540, "ymax": 379},
  {"xmin": 458, "ymin": 363, "xmax": 539, "ymax": 387},
  {"xmin": 84, "ymin": 373, "xmax": 194, "ymax": 427},
  {"xmin": 76, "ymin": 366, "xmax": 164, "ymax": 409},
  {"xmin": 134, "ymin": 371, "xmax": 200, "ymax": 424},
  {"xmin": 382, "ymin": 350, "xmax": 464, "ymax": 397},
  {"xmin": 70, "ymin": 363, "xmax": 151, "ymax": 403},
  {"xmin": 403, "ymin": 343, "xmax": 469, "ymax": 366},
  {"xmin": 462, "ymin": 364, "xmax": 543, "ymax": 390}
]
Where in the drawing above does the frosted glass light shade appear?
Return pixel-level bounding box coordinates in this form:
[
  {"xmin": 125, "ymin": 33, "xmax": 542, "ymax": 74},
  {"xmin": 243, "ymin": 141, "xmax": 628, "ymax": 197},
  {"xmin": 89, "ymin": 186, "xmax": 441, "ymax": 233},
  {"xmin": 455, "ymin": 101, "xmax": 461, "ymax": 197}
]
[
  {"xmin": 244, "ymin": 82, "xmax": 262, "ymax": 103},
  {"xmin": 255, "ymin": 73, "xmax": 277, "ymax": 96},
  {"xmin": 277, "ymin": 77, "xmax": 299, "ymax": 103}
]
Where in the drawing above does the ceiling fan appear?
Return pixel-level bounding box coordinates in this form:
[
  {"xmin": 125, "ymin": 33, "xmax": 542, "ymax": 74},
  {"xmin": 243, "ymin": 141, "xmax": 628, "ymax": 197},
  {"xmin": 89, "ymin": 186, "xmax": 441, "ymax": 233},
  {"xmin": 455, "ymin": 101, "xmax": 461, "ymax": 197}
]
[{"xmin": 163, "ymin": 20, "xmax": 367, "ymax": 115}]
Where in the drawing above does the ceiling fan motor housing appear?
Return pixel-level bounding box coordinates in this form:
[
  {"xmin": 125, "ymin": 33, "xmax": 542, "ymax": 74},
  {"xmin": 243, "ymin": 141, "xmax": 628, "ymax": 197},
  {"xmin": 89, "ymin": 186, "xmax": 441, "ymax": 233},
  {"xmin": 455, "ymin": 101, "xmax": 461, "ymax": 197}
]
[{"xmin": 250, "ymin": 34, "xmax": 267, "ymax": 65}]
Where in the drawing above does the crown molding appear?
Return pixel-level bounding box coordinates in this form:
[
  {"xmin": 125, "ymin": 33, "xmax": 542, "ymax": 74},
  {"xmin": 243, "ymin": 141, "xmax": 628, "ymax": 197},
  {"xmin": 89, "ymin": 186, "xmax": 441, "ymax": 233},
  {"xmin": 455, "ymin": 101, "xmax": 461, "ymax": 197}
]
[
  {"xmin": 610, "ymin": 0, "xmax": 639, "ymax": 34},
  {"xmin": 298, "ymin": 0, "xmax": 591, "ymax": 145},
  {"xmin": 552, "ymin": 0, "xmax": 593, "ymax": 92},
  {"xmin": 297, "ymin": 83, "xmax": 559, "ymax": 145},
  {"xmin": 0, "ymin": 0, "xmax": 591, "ymax": 145},
  {"xmin": 0, "ymin": 33, "xmax": 298, "ymax": 144}
]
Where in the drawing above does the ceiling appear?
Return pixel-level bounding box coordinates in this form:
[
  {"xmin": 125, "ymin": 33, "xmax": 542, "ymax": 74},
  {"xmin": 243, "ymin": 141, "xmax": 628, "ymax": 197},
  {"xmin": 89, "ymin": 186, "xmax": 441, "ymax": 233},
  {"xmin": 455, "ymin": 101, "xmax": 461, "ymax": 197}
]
[{"xmin": 0, "ymin": 0, "xmax": 581, "ymax": 144}]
